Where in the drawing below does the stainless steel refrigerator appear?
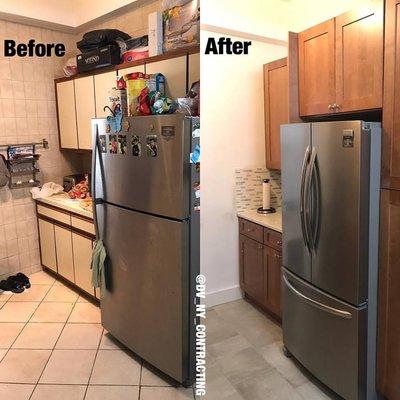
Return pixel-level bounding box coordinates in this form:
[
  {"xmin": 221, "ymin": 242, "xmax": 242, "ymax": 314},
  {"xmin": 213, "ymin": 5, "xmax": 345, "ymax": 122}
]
[
  {"xmin": 281, "ymin": 121, "xmax": 380, "ymax": 400},
  {"xmin": 91, "ymin": 114, "xmax": 200, "ymax": 387}
]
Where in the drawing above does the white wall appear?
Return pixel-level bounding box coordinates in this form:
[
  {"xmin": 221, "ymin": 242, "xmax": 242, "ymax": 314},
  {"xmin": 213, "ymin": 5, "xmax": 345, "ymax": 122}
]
[{"xmin": 201, "ymin": 31, "xmax": 287, "ymax": 306}]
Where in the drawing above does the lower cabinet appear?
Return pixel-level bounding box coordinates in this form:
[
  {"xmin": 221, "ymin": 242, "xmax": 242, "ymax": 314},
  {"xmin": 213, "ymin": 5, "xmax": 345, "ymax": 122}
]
[
  {"xmin": 239, "ymin": 218, "xmax": 282, "ymax": 320},
  {"xmin": 37, "ymin": 212, "xmax": 95, "ymax": 298},
  {"xmin": 72, "ymin": 233, "xmax": 94, "ymax": 295},
  {"xmin": 38, "ymin": 219, "xmax": 57, "ymax": 272},
  {"xmin": 55, "ymin": 225, "xmax": 75, "ymax": 282}
]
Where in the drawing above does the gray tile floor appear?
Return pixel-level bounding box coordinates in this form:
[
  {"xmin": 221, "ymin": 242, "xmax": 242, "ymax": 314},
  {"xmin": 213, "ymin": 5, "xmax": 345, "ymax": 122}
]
[{"xmin": 204, "ymin": 299, "xmax": 337, "ymax": 400}]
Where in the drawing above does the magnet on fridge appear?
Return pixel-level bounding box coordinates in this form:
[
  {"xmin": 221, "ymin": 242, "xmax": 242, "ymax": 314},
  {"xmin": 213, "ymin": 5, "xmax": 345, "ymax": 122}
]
[
  {"xmin": 193, "ymin": 182, "xmax": 200, "ymax": 199},
  {"xmin": 146, "ymin": 135, "xmax": 158, "ymax": 157},
  {"xmin": 132, "ymin": 135, "xmax": 142, "ymax": 156},
  {"xmin": 190, "ymin": 145, "xmax": 201, "ymax": 163},
  {"xmin": 99, "ymin": 135, "xmax": 107, "ymax": 153},
  {"xmin": 109, "ymin": 135, "xmax": 118, "ymax": 154},
  {"xmin": 192, "ymin": 128, "xmax": 200, "ymax": 138},
  {"xmin": 123, "ymin": 120, "xmax": 130, "ymax": 132},
  {"xmin": 118, "ymin": 135, "xmax": 127, "ymax": 154}
]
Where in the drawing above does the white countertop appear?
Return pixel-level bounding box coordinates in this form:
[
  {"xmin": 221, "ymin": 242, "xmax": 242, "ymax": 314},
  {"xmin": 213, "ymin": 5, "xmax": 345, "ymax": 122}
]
[
  {"xmin": 238, "ymin": 209, "xmax": 282, "ymax": 233},
  {"xmin": 35, "ymin": 193, "xmax": 93, "ymax": 220}
]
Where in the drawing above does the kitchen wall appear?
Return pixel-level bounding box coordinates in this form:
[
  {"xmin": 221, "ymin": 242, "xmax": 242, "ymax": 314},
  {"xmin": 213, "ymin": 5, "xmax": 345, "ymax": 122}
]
[
  {"xmin": 0, "ymin": 20, "xmax": 83, "ymax": 281},
  {"xmin": 201, "ymin": 30, "xmax": 287, "ymax": 307}
]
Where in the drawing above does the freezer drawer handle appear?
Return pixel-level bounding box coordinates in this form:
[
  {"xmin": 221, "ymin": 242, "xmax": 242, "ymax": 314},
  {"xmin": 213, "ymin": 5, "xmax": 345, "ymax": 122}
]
[{"xmin": 283, "ymin": 275, "xmax": 352, "ymax": 319}]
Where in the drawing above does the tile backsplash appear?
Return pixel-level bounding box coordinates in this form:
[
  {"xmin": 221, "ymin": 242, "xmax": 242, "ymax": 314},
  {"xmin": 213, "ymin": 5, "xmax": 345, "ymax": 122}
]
[{"xmin": 235, "ymin": 167, "xmax": 282, "ymax": 212}]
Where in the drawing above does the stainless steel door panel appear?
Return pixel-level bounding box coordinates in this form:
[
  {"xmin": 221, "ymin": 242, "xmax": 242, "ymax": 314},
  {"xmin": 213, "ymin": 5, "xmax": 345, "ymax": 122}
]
[
  {"xmin": 283, "ymin": 269, "xmax": 367, "ymax": 400},
  {"xmin": 98, "ymin": 203, "xmax": 189, "ymax": 383},
  {"xmin": 281, "ymin": 123, "xmax": 312, "ymax": 281},
  {"xmin": 92, "ymin": 115, "xmax": 191, "ymax": 219},
  {"xmin": 311, "ymin": 121, "xmax": 369, "ymax": 305}
]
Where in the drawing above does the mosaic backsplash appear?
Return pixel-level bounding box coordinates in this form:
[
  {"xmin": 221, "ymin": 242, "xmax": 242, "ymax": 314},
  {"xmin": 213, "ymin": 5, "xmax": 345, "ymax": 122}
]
[{"xmin": 235, "ymin": 168, "xmax": 282, "ymax": 212}]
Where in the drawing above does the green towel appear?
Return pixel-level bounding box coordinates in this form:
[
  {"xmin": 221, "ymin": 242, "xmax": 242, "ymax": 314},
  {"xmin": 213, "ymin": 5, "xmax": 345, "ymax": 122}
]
[{"xmin": 91, "ymin": 239, "xmax": 107, "ymax": 294}]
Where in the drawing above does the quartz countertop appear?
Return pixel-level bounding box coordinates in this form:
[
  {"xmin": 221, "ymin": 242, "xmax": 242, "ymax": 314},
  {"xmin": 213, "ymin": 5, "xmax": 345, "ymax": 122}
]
[
  {"xmin": 237, "ymin": 209, "xmax": 282, "ymax": 233},
  {"xmin": 35, "ymin": 193, "xmax": 93, "ymax": 220}
]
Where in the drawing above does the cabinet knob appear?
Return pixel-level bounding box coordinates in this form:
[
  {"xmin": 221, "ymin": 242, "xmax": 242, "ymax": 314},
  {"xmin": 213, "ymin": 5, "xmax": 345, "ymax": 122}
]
[
  {"xmin": 246, "ymin": 228, "xmax": 253, "ymax": 233},
  {"xmin": 274, "ymin": 253, "xmax": 282, "ymax": 259},
  {"xmin": 258, "ymin": 244, "xmax": 263, "ymax": 249},
  {"xmin": 328, "ymin": 104, "xmax": 333, "ymax": 110},
  {"xmin": 335, "ymin": 104, "xmax": 340, "ymax": 110},
  {"xmin": 276, "ymin": 240, "xmax": 282, "ymax": 246}
]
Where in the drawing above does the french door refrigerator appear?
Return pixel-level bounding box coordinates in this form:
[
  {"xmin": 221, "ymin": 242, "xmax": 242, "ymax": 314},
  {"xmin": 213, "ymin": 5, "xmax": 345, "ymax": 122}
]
[
  {"xmin": 281, "ymin": 121, "xmax": 381, "ymax": 400},
  {"xmin": 91, "ymin": 114, "xmax": 200, "ymax": 387}
]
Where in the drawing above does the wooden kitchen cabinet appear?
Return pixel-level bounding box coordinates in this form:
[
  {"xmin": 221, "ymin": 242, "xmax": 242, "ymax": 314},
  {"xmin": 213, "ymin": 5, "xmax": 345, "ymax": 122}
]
[
  {"xmin": 94, "ymin": 70, "xmax": 118, "ymax": 118},
  {"xmin": 74, "ymin": 76, "xmax": 96, "ymax": 150},
  {"xmin": 239, "ymin": 218, "xmax": 282, "ymax": 320},
  {"xmin": 298, "ymin": 19, "xmax": 335, "ymax": 116},
  {"xmin": 377, "ymin": 189, "xmax": 400, "ymax": 399},
  {"xmin": 54, "ymin": 225, "xmax": 75, "ymax": 282},
  {"xmin": 263, "ymin": 58, "xmax": 288, "ymax": 170},
  {"xmin": 298, "ymin": 5, "xmax": 383, "ymax": 117},
  {"xmin": 38, "ymin": 218, "xmax": 57, "ymax": 273},
  {"xmin": 72, "ymin": 233, "xmax": 94, "ymax": 296},
  {"xmin": 146, "ymin": 56, "xmax": 187, "ymax": 99},
  {"xmin": 56, "ymin": 80, "xmax": 78, "ymax": 149},
  {"xmin": 382, "ymin": 0, "xmax": 400, "ymax": 190},
  {"xmin": 239, "ymin": 235, "xmax": 264, "ymax": 303}
]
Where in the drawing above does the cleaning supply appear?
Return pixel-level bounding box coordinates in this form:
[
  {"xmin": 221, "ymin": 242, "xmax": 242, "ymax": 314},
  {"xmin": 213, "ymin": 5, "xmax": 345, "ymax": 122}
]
[{"xmin": 91, "ymin": 239, "xmax": 107, "ymax": 294}]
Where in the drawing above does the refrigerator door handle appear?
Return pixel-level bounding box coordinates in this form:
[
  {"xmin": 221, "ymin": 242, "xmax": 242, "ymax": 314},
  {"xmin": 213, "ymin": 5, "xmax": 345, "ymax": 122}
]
[
  {"xmin": 300, "ymin": 146, "xmax": 311, "ymax": 252},
  {"xmin": 311, "ymin": 152, "xmax": 321, "ymax": 250},
  {"xmin": 91, "ymin": 124, "xmax": 104, "ymax": 240},
  {"xmin": 304, "ymin": 147, "xmax": 316, "ymax": 251},
  {"xmin": 283, "ymin": 274, "xmax": 352, "ymax": 319}
]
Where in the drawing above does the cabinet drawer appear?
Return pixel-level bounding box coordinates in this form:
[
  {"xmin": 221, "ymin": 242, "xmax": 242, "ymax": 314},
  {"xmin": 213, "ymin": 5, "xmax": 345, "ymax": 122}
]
[
  {"xmin": 71, "ymin": 216, "xmax": 95, "ymax": 235},
  {"xmin": 239, "ymin": 218, "xmax": 263, "ymax": 243},
  {"xmin": 37, "ymin": 205, "xmax": 71, "ymax": 225},
  {"xmin": 264, "ymin": 228, "xmax": 282, "ymax": 251}
]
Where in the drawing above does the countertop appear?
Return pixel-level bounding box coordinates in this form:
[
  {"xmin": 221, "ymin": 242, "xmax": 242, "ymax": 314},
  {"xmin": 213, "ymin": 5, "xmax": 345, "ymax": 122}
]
[
  {"xmin": 237, "ymin": 209, "xmax": 282, "ymax": 233},
  {"xmin": 35, "ymin": 193, "xmax": 93, "ymax": 220}
]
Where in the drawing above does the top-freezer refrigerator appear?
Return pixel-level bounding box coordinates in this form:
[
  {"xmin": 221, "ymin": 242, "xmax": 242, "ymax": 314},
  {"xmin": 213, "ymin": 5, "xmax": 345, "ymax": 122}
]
[
  {"xmin": 91, "ymin": 114, "xmax": 200, "ymax": 387},
  {"xmin": 281, "ymin": 121, "xmax": 381, "ymax": 400}
]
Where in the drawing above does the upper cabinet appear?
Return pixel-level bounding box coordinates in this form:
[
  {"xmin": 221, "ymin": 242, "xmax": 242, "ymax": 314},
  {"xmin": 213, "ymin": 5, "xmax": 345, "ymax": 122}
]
[
  {"xmin": 298, "ymin": 5, "xmax": 383, "ymax": 117},
  {"xmin": 56, "ymin": 80, "xmax": 78, "ymax": 149},
  {"xmin": 382, "ymin": 0, "xmax": 400, "ymax": 190},
  {"xmin": 55, "ymin": 47, "xmax": 199, "ymax": 151},
  {"xmin": 298, "ymin": 19, "xmax": 336, "ymax": 116},
  {"xmin": 263, "ymin": 58, "xmax": 288, "ymax": 170}
]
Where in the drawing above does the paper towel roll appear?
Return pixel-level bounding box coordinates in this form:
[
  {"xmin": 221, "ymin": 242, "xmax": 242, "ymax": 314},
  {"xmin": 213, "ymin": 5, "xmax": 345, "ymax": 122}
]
[{"xmin": 262, "ymin": 179, "xmax": 271, "ymax": 210}]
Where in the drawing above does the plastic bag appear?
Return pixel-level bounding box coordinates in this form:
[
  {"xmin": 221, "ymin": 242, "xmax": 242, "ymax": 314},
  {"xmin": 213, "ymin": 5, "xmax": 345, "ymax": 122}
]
[
  {"xmin": 30, "ymin": 182, "xmax": 64, "ymax": 199},
  {"xmin": 63, "ymin": 57, "xmax": 77, "ymax": 77},
  {"xmin": 175, "ymin": 80, "xmax": 199, "ymax": 115}
]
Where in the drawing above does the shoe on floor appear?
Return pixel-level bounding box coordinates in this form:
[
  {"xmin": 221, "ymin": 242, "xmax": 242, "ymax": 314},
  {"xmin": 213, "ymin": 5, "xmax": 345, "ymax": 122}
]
[
  {"xmin": 14, "ymin": 273, "xmax": 31, "ymax": 289},
  {"xmin": 0, "ymin": 277, "xmax": 25, "ymax": 294}
]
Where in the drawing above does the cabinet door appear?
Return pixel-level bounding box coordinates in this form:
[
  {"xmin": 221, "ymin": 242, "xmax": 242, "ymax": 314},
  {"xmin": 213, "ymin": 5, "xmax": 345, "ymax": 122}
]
[
  {"xmin": 298, "ymin": 19, "xmax": 335, "ymax": 116},
  {"xmin": 56, "ymin": 80, "xmax": 78, "ymax": 149},
  {"xmin": 146, "ymin": 56, "xmax": 187, "ymax": 99},
  {"xmin": 377, "ymin": 189, "xmax": 400, "ymax": 399},
  {"xmin": 94, "ymin": 71, "xmax": 118, "ymax": 118},
  {"xmin": 335, "ymin": 6, "xmax": 383, "ymax": 113},
  {"xmin": 264, "ymin": 246, "xmax": 282, "ymax": 318},
  {"xmin": 382, "ymin": 0, "xmax": 400, "ymax": 190},
  {"xmin": 188, "ymin": 53, "xmax": 200, "ymax": 85},
  {"xmin": 72, "ymin": 233, "xmax": 94, "ymax": 295},
  {"xmin": 75, "ymin": 76, "xmax": 96, "ymax": 150},
  {"xmin": 264, "ymin": 58, "xmax": 288, "ymax": 170},
  {"xmin": 54, "ymin": 225, "xmax": 74, "ymax": 282},
  {"xmin": 38, "ymin": 219, "xmax": 57, "ymax": 272},
  {"xmin": 117, "ymin": 64, "xmax": 145, "ymax": 77},
  {"xmin": 239, "ymin": 235, "xmax": 264, "ymax": 303}
]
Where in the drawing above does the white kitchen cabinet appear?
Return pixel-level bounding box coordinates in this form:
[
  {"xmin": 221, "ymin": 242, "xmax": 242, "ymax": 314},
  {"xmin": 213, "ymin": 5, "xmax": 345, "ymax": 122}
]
[
  {"xmin": 38, "ymin": 218, "xmax": 57, "ymax": 272},
  {"xmin": 74, "ymin": 76, "xmax": 96, "ymax": 150},
  {"xmin": 56, "ymin": 80, "xmax": 78, "ymax": 149},
  {"xmin": 94, "ymin": 71, "xmax": 118, "ymax": 118},
  {"xmin": 146, "ymin": 56, "xmax": 187, "ymax": 99},
  {"xmin": 54, "ymin": 225, "xmax": 75, "ymax": 282},
  {"xmin": 72, "ymin": 233, "xmax": 94, "ymax": 295},
  {"xmin": 117, "ymin": 64, "xmax": 145, "ymax": 77}
]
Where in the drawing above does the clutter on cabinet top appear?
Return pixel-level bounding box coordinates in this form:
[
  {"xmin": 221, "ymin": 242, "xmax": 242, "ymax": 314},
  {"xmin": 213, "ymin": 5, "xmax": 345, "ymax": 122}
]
[
  {"xmin": 77, "ymin": 29, "xmax": 131, "ymax": 53},
  {"xmin": 176, "ymin": 80, "xmax": 200, "ymax": 116},
  {"xmin": 79, "ymin": 197, "xmax": 93, "ymax": 212},
  {"xmin": 31, "ymin": 182, "xmax": 64, "ymax": 199},
  {"xmin": 121, "ymin": 35, "xmax": 149, "ymax": 63},
  {"xmin": 162, "ymin": 0, "xmax": 200, "ymax": 51},
  {"xmin": 63, "ymin": 57, "xmax": 78, "ymax": 77},
  {"xmin": 148, "ymin": 11, "xmax": 163, "ymax": 56}
]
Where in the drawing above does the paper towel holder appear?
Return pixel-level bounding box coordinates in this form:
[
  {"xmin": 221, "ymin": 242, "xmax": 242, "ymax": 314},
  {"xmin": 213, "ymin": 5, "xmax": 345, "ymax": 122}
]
[{"xmin": 257, "ymin": 206, "xmax": 276, "ymax": 214}]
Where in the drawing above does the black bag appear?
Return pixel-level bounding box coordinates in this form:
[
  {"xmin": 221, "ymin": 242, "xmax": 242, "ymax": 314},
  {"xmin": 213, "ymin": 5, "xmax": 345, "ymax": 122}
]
[
  {"xmin": 76, "ymin": 44, "xmax": 121, "ymax": 73},
  {"xmin": 77, "ymin": 29, "xmax": 131, "ymax": 53}
]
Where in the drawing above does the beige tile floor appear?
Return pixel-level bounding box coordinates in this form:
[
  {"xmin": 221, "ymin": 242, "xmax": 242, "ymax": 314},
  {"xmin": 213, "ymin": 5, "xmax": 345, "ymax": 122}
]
[
  {"xmin": 0, "ymin": 270, "xmax": 337, "ymax": 400},
  {"xmin": 0, "ymin": 271, "xmax": 195, "ymax": 400}
]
